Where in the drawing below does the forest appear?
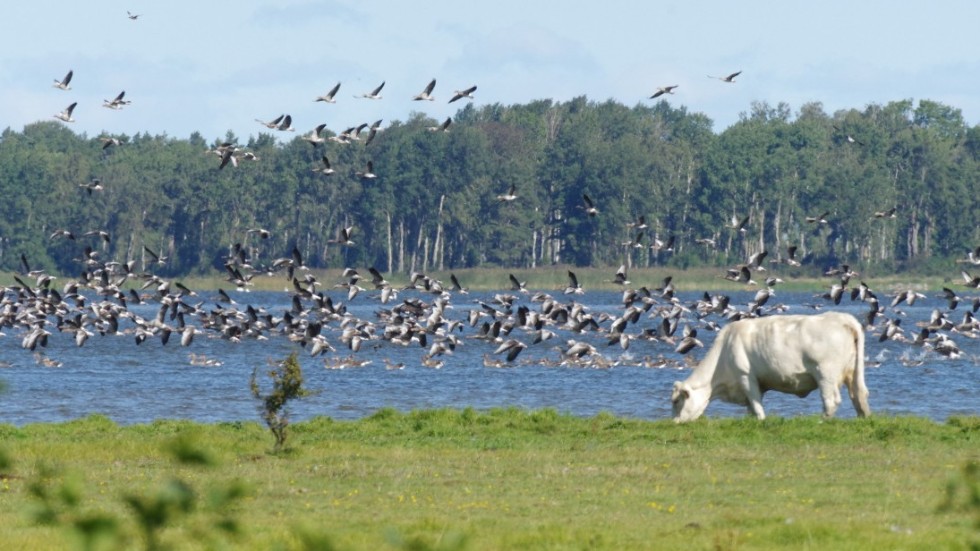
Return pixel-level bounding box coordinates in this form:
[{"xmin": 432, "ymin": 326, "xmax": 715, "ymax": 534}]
[{"xmin": 1, "ymin": 96, "xmax": 978, "ymax": 280}]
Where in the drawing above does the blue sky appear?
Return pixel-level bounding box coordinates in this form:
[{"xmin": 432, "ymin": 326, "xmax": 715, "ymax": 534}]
[{"xmin": 4, "ymin": 1, "xmax": 980, "ymax": 142}]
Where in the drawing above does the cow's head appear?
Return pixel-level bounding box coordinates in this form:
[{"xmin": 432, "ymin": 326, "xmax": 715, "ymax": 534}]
[{"xmin": 671, "ymin": 381, "xmax": 709, "ymax": 423}]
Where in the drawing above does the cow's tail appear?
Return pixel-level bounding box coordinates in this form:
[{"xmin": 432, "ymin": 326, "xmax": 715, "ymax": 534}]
[{"xmin": 847, "ymin": 316, "xmax": 871, "ymax": 417}]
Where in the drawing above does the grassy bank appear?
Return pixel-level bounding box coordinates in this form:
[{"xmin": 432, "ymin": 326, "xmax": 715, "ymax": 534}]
[{"xmin": 1, "ymin": 410, "xmax": 978, "ymax": 550}]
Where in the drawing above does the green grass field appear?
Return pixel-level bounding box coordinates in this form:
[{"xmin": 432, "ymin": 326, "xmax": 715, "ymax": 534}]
[{"xmin": 1, "ymin": 411, "xmax": 978, "ymax": 550}]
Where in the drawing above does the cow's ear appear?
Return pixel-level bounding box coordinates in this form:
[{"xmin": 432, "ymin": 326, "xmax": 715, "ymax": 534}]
[{"xmin": 671, "ymin": 381, "xmax": 688, "ymax": 401}]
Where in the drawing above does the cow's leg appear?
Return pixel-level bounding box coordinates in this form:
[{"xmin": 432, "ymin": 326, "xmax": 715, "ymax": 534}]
[
  {"xmin": 817, "ymin": 377, "xmax": 842, "ymax": 418},
  {"xmin": 847, "ymin": 382, "xmax": 871, "ymax": 417},
  {"xmin": 739, "ymin": 375, "xmax": 766, "ymax": 420}
]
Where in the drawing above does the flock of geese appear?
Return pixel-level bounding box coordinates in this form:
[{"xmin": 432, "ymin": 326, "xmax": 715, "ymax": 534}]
[
  {"xmin": 202, "ymin": 76, "xmax": 471, "ymax": 172},
  {"xmin": 7, "ymin": 223, "xmax": 980, "ymax": 374},
  {"xmin": 23, "ymin": 11, "xmax": 980, "ymax": 378}
]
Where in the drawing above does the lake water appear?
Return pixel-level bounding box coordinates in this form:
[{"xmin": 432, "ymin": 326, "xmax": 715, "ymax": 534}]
[{"xmin": 1, "ymin": 289, "xmax": 977, "ymax": 426}]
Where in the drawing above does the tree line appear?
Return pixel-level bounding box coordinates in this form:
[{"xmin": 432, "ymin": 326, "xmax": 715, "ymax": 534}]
[{"xmin": 1, "ymin": 96, "xmax": 977, "ymax": 280}]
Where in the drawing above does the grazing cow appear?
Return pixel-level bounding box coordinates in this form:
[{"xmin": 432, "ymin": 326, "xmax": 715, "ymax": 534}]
[{"xmin": 671, "ymin": 312, "xmax": 870, "ymax": 422}]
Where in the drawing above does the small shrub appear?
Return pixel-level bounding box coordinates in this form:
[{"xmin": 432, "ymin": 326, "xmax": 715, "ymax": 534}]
[{"xmin": 250, "ymin": 352, "xmax": 311, "ymax": 453}]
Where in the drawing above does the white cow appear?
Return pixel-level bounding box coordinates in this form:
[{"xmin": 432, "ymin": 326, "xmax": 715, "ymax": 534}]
[{"xmin": 671, "ymin": 312, "xmax": 870, "ymax": 422}]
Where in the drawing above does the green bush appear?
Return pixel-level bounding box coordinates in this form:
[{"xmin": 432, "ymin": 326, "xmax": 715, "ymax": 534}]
[{"xmin": 250, "ymin": 353, "xmax": 311, "ymax": 453}]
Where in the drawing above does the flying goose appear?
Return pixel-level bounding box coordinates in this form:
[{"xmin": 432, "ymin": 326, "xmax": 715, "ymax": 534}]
[
  {"xmin": 833, "ymin": 125, "xmax": 864, "ymax": 146},
  {"xmin": 612, "ymin": 264, "xmax": 630, "ymax": 286},
  {"xmin": 674, "ymin": 328, "xmax": 704, "ymax": 355},
  {"xmin": 890, "ymin": 288, "xmax": 926, "ymax": 308},
  {"xmin": 80, "ymin": 178, "xmax": 104, "ymax": 194},
  {"xmin": 779, "ymin": 245, "xmax": 802, "ymax": 267},
  {"xmin": 84, "ymin": 229, "xmax": 111, "ymax": 243},
  {"xmin": 100, "ymin": 136, "xmax": 122, "ymax": 149},
  {"xmin": 650, "ymin": 234, "xmax": 675, "ymax": 253},
  {"xmin": 496, "ymin": 183, "xmax": 518, "ymax": 202},
  {"xmin": 806, "ymin": 211, "xmax": 830, "ymax": 224},
  {"xmin": 54, "ymin": 102, "xmax": 77, "ymax": 122},
  {"xmin": 328, "ymin": 226, "xmax": 354, "ymax": 246},
  {"xmin": 314, "ymin": 82, "xmax": 341, "ymax": 103},
  {"xmin": 581, "ymin": 193, "xmax": 599, "ymax": 216},
  {"xmin": 127, "ymin": 11, "xmax": 140, "ymax": 20},
  {"xmin": 102, "ymin": 91, "xmax": 131, "ymax": 110},
  {"xmin": 562, "ymin": 340, "xmax": 597, "ymax": 360},
  {"xmin": 627, "ymin": 215, "xmax": 648, "ymax": 230},
  {"xmin": 564, "ymin": 270, "xmax": 584, "ymax": 295},
  {"xmin": 448, "ymin": 85, "xmax": 477, "ymax": 103},
  {"xmin": 961, "ymin": 270, "xmax": 980, "ymax": 289},
  {"xmin": 246, "ymin": 228, "xmax": 271, "ymax": 239},
  {"xmin": 357, "ymin": 81, "xmax": 385, "ymax": 99},
  {"xmin": 255, "ymin": 114, "xmax": 285, "ymax": 129},
  {"xmin": 218, "ymin": 147, "xmax": 239, "ymax": 169},
  {"xmin": 494, "ymin": 339, "xmax": 527, "ymax": 362},
  {"xmin": 940, "ymin": 287, "xmax": 961, "ymax": 311},
  {"xmin": 328, "ymin": 126, "xmax": 355, "ymax": 144},
  {"xmin": 364, "ymin": 119, "xmax": 383, "ymax": 146},
  {"xmin": 364, "ymin": 119, "xmax": 384, "ymax": 147},
  {"xmin": 450, "ymin": 273, "xmax": 468, "ymax": 294},
  {"xmin": 723, "ymin": 265, "xmax": 756, "ymax": 286},
  {"xmin": 709, "ymin": 70, "xmax": 742, "ymax": 82},
  {"xmin": 649, "ymin": 85, "xmax": 678, "ymax": 99},
  {"xmin": 956, "ymin": 246, "xmax": 980, "ymax": 266},
  {"xmin": 276, "ymin": 114, "xmax": 295, "ymax": 131},
  {"xmin": 412, "ymin": 78, "xmax": 436, "ymax": 101},
  {"xmin": 302, "ymin": 123, "xmax": 328, "ymax": 146},
  {"xmin": 349, "ymin": 122, "xmax": 370, "ymax": 141},
  {"xmin": 873, "ymin": 207, "xmax": 897, "ymax": 219},
  {"xmin": 312, "ymin": 154, "xmax": 335, "ymax": 175},
  {"xmin": 508, "ymin": 273, "xmax": 528, "ymax": 293},
  {"xmin": 53, "ymin": 70, "xmax": 73, "ymax": 90},
  {"xmin": 622, "ymin": 231, "xmax": 644, "ymax": 249},
  {"xmin": 367, "ymin": 267, "xmax": 388, "ymax": 289},
  {"xmin": 745, "ymin": 250, "xmax": 768, "ymax": 271},
  {"xmin": 143, "ymin": 245, "xmax": 168, "ymax": 266},
  {"xmin": 427, "ymin": 117, "xmax": 451, "ymax": 132},
  {"xmin": 729, "ymin": 213, "xmax": 749, "ymax": 233},
  {"xmin": 355, "ymin": 161, "xmax": 377, "ymax": 179}
]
